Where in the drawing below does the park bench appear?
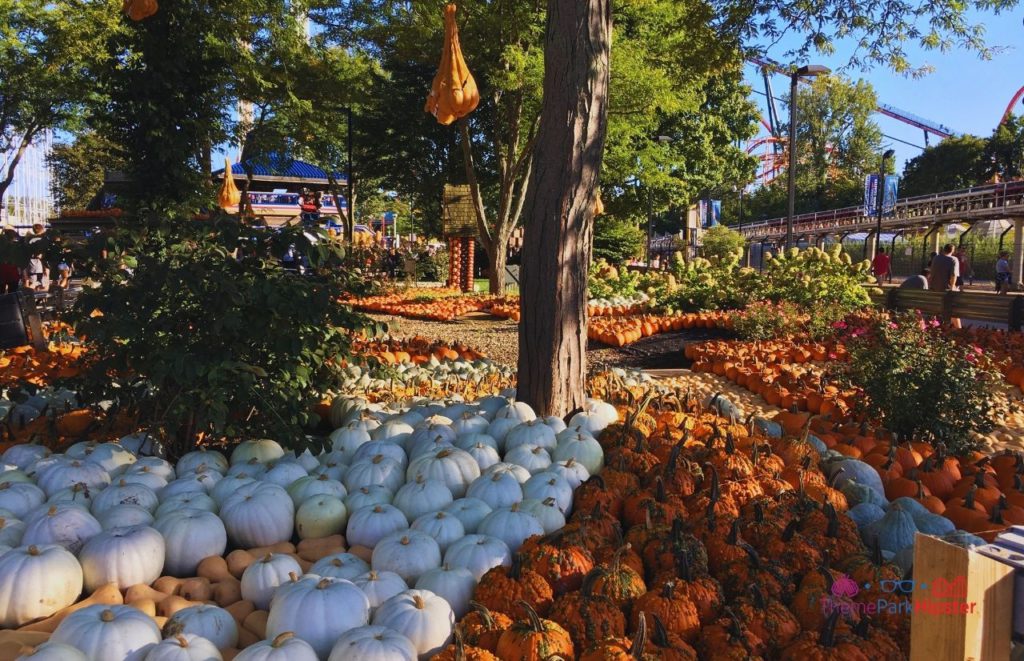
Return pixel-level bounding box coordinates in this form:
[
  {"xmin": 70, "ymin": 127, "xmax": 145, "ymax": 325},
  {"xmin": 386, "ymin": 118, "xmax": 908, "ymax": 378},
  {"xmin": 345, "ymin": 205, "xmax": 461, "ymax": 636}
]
[{"xmin": 868, "ymin": 285, "xmax": 1024, "ymax": 330}]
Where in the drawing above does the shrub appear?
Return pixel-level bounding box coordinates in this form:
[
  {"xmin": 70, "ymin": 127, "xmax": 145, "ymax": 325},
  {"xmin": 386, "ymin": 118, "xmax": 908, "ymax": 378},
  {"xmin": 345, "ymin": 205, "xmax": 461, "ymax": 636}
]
[
  {"xmin": 700, "ymin": 225, "xmax": 746, "ymax": 262},
  {"xmin": 70, "ymin": 213, "xmax": 378, "ymax": 459},
  {"xmin": 593, "ymin": 215, "xmax": 645, "ymax": 265},
  {"xmin": 829, "ymin": 310, "xmax": 998, "ymax": 454},
  {"xmin": 730, "ymin": 301, "xmax": 806, "ymax": 340}
]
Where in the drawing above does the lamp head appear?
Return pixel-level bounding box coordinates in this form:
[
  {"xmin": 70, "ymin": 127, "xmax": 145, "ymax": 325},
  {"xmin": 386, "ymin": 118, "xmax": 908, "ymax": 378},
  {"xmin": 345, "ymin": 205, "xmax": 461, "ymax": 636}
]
[
  {"xmin": 883, "ymin": 149, "xmax": 896, "ymax": 160},
  {"xmin": 795, "ymin": 64, "xmax": 831, "ymax": 77}
]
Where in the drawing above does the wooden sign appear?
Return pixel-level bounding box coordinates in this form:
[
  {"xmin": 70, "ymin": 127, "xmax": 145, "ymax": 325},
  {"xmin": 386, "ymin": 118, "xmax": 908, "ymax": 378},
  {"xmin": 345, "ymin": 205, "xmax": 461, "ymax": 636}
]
[{"xmin": 443, "ymin": 184, "xmax": 478, "ymax": 238}]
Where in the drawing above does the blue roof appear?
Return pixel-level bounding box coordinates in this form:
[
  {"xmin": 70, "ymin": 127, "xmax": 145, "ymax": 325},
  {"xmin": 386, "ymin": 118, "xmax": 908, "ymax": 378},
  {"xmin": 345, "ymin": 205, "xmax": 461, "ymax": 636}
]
[{"xmin": 215, "ymin": 156, "xmax": 345, "ymax": 182}]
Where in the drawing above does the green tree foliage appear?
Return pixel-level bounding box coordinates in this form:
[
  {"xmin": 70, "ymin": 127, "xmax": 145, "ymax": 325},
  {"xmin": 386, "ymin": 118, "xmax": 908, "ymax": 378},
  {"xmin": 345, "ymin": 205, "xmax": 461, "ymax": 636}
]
[
  {"xmin": 700, "ymin": 225, "xmax": 746, "ymax": 261},
  {"xmin": 70, "ymin": 216, "xmax": 377, "ymax": 458},
  {"xmin": 984, "ymin": 114, "xmax": 1024, "ymax": 182},
  {"xmin": 592, "ymin": 216, "xmax": 645, "ymax": 264},
  {"xmin": 900, "ymin": 135, "xmax": 988, "ymax": 196},
  {"xmin": 47, "ymin": 131, "xmax": 126, "ymax": 211},
  {"xmin": 0, "ymin": 0, "xmax": 119, "ymax": 205}
]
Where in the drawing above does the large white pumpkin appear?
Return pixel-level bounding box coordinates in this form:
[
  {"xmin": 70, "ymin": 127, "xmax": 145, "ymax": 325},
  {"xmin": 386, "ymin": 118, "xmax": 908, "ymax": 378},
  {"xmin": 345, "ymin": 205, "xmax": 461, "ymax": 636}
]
[
  {"xmin": 123, "ymin": 456, "xmax": 175, "ymax": 479},
  {"xmin": 22, "ymin": 504, "xmax": 101, "ymax": 554},
  {"xmin": 287, "ymin": 475, "xmax": 346, "ymax": 508},
  {"xmin": 329, "ymin": 422, "xmax": 371, "ymax": 456},
  {"xmin": 296, "ymin": 495, "xmax": 348, "ymax": 540},
  {"xmin": 308, "ymin": 552, "xmax": 369, "ymax": 581},
  {"xmin": 451, "ymin": 414, "xmax": 489, "ymax": 437},
  {"xmin": 352, "ymin": 570, "xmax": 408, "ymax": 613},
  {"xmin": 232, "ymin": 632, "xmax": 318, "ymax": 661},
  {"xmin": 542, "ymin": 415, "xmax": 567, "ymax": 433},
  {"xmin": 51, "ymin": 605, "xmax": 161, "ymax": 661},
  {"xmin": 119, "ymin": 465, "xmax": 170, "ymax": 492},
  {"xmin": 154, "ymin": 493, "xmax": 217, "ymax": 519},
  {"xmin": 406, "ymin": 434, "xmax": 455, "ymax": 462},
  {"xmin": 465, "ymin": 471, "xmax": 523, "ymax": 510},
  {"xmin": 44, "ymin": 483, "xmax": 97, "ymax": 511},
  {"xmin": 371, "ymin": 589, "xmax": 454, "ymax": 659},
  {"xmin": 351, "ymin": 441, "xmax": 408, "ymax": 472},
  {"xmin": 0, "ymin": 482, "xmax": 45, "ymax": 518},
  {"xmin": 328, "ymin": 625, "xmax": 417, "ymax": 661},
  {"xmin": 36, "ymin": 459, "xmax": 110, "ymax": 497},
  {"xmin": 141, "ymin": 633, "xmax": 222, "ymax": 661},
  {"xmin": 405, "ymin": 449, "xmax": 480, "ymax": 499},
  {"xmin": 78, "ymin": 443, "xmax": 136, "ymax": 474},
  {"xmin": 154, "ymin": 509, "xmax": 228, "ymax": 577},
  {"xmin": 261, "ymin": 460, "xmax": 308, "ymax": 489},
  {"xmin": 415, "ymin": 565, "xmax": 476, "ymax": 618},
  {"xmin": 219, "ymin": 483, "xmax": 294, "ymax": 548},
  {"xmin": 0, "ymin": 544, "xmax": 83, "ymax": 628},
  {"xmin": 210, "ymin": 475, "xmax": 257, "ymax": 507},
  {"xmin": 369, "ymin": 420, "xmax": 414, "ymax": 446},
  {"xmin": 482, "ymin": 462, "xmax": 531, "ymax": 483},
  {"xmin": 79, "ymin": 525, "xmax": 165, "ymax": 591},
  {"xmin": 370, "ymin": 531, "xmax": 441, "ymax": 583},
  {"xmin": 14, "ymin": 641, "xmax": 88, "ymax": 660},
  {"xmin": 345, "ymin": 504, "xmax": 408, "ymax": 549},
  {"xmin": 522, "ymin": 472, "xmax": 573, "ymax": 515},
  {"xmin": 476, "ymin": 503, "xmax": 544, "ymax": 552},
  {"xmin": 547, "ymin": 458, "xmax": 590, "ymax": 490},
  {"xmin": 1, "ymin": 443, "xmax": 50, "ymax": 471},
  {"xmin": 97, "ymin": 504, "xmax": 155, "ymax": 530},
  {"xmin": 91, "ymin": 480, "xmax": 158, "ymax": 516},
  {"xmin": 343, "ymin": 486, "xmax": 393, "ymax": 513},
  {"xmin": 230, "ymin": 440, "xmax": 285, "ymax": 465},
  {"xmin": 176, "ymin": 450, "xmax": 229, "ymax": 477},
  {"xmin": 441, "ymin": 498, "xmax": 492, "ymax": 534},
  {"xmin": 552, "ymin": 433, "xmax": 604, "ymax": 475},
  {"xmin": 520, "ymin": 497, "xmax": 567, "ymax": 534},
  {"xmin": 265, "ymin": 576, "xmax": 370, "ymax": 659},
  {"xmin": 504, "ymin": 420, "xmax": 557, "ymax": 453},
  {"xmin": 494, "ymin": 401, "xmax": 536, "ymax": 424},
  {"xmin": 225, "ymin": 459, "xmax": 267, "ymax": 480},
  {"xmin": 0, "ymin": 516, "xmax": 24, "ymax": 547},
  {"xmin": 409, "ymin": 511, "xmax": 465, "ymax": 554},
  {"xmin": 393, "ymin": 478, "xmax": 453, "ymax": 524},
  {"xmin": 503, "ymin": 444, "xmax": 552, "ymax": 475},
  {"xmin": 442, "ymin": 534, "xmax": 511, "ymax": 580},
  {"xmin": 163, "ymin": 604, "xmax": 238, "ymax": 650},
  {"xmin": 344, "ymin": 456, "xmax": 405, "ymax": 494},
  {"xmin": 240, "ymin": 553, "xmax": 302, "ymax": 610}
]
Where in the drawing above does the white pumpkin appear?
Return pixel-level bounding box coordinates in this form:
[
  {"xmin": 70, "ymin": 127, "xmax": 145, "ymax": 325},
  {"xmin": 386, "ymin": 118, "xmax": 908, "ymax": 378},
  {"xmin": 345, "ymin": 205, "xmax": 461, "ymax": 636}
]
[
  {"xmin": 346, "ymin": 504, "xmax": 408, "ymax": 549},
  {"xmin": 371, "ymin": 531, "xmax": 441, "ymax": 584},
  {"xmin": 465, "ymin": 471, "xmax": 522, "ymax": 510},
  {"xmin": 371, "ymin": 589, "xmax": 453, "ymax": 659},
  {"xmin": 542, "ymin": 415, "xmax": 567, "ymax": 433},
  {"xmin": 494, "ymin": 401, "xmax": 536, "ymax": 424},
  {"xmin": 233, "ymin": 632, "xmax": 318, "ymax": 661},
  {"xmin": 552, "ymin": 433, "xmax": 604, "ymax": 475},
  {"xmin": 14, "ymin": 641, "xmax": 88, "ymax": 660},
  {"xmin": 409, "ymin": 511, "xmax": 465, "ymax": 554},
  {"xmin": 454, "ymin": 432, "xmax": 499, "ymax": 453},
  {"xmin": 463, "ymin": 443, "xmax": 500, "ymax": 472},
  {"xmin": 296, "ymin": 449, "xmax": 320, "ymax": 472},
  {"xmin": 522, "ymin": 472, "xmax": 573, "ymax": 515},
  {"xmin": 441, "ymin": 498, "xmax": 492, "ymax": 534},
  {"xmin": 142, "ymin": 633, "xmax": 221, "ymax": 661},
  {"xmin": 484, "ymin": 418, "xmax": 518, "ymax": 448},
  {"xmin": 310, "ymin": 461, "xmax": 346, "ymax": 482},
  {"xmin": 2, "ymin": 443, "xmax": 50, "ymax": 471},
  {"xmin": 504, "ymin": 421, "xmax": 557, "ymax": 453},
  {"xmin": 92, "ymin": 480, "xmax": 158, "ymax": 515},
  {"xmin": 79, "ymin": 525, "xmax": 165, "ymax": 591},
  {"xmin": 0, "ymin": 482, "xmax": 45, "ymax": 518},
  {"xmin": 154, "ymin": 509, "xmax": 228, "ymax": 577},
  {"xmin": 265, "ymin": 576, "xmax": 370, "ymax": 659},
  {"xmin": 343, "ymin": 486, "xmax": 393, "ymax": 512},
  {"xmin": 79, "ymin": 443, "xmax": 136, "ymax": 473},
  {"xmin": 415, "ymin": 564, "xmax": 476, "ymax": 619},
  {"xmin": 22, "ymin": 504, "xmax": 101, "ymax": 553},
  {"xmin": 344, "ymin": 456, "xmax": 405, "ymax": 494},
  {"xmin": 406, "ymin": 448, "xmax": 480, "ymax": 499},
  {"xmin": 154, "ymin": 493, "xmax": 217, "ymax": 518},
  {"xmin": 158, "ymin": 473, "xmax": 218, "ymax": 501},
  {"xmin": 219, "ymin": 483, "xmax": 294, "ymax": 548},
  {"xmin": 481, "ymin": 462, "xmax": 530, "ymax": 483},
  {"xmin": 116, "ymin": 433, "xmax": 164, "ymax": 459},
  {"xmin": 0, "ymin": 544, "xmax": 83, "ymax": 628},
  {"xmin": 0, "ymin": 516, "xmax": 24, "ymax": 547},
  {"xmin": 450, "ymin": 414, "xmax": 489, "ymax": 437},
  {"xmin": 210, "ymin": 475, "xmax": 257, "ymax": 506},
  {"xmin": 503, "ymin": 444, "xmax": 552, "ymax": 474},
  {"xmin": 240, "ymin": 553, "xmax": 303, "ymax": 610},
  {"xmin": 225, "ymin": 459, "xmax": 267, "ymax": 479},
  {"xmin": 287, "ymin": 475, "xmax": 346, "ymax": 508},
  {"xmin": 36, "ymin": 459, "xmax": 110, "ymax": 497},
  {"xmin": 406, "ymin": 433, "xmax": 456, "ymax": 461},
  {"xmin": 162, "ymin": 604, "xmax": 238, "ymax": 650},
  {"xmin": 352, "ymin": 570, "xmax": 408, "ymax": 612},
  {"xmin": 176, "ymin": 450, "xmax": 229, "ymax": 477},
  {"xmin": 393, "ymin": 478, "xmax": 453, "ymax": 524},
  {"xmin": 119, "ymin": 466, "xmax": 170, "ymax": 492},
  {"xmin": 351, "ymin": 441, "xmax": 408, "ymax": 472},
  {"xmin": 370, "ymin": 420, "xmax": 414, "ymax": 446},
  {"xmin": 328, "ymin": 624, "xmax": 417, "ymax": 661},
  {"xmin": 329, "ymin": 422, "xmax": 371, "ymax": 455},
  {"xmin": 296, "ymin": 495, "xmax": 348, "ymax": 540},
  {"xmin": 567, "ymin": 410, "xmax": 609, "ymax": 437},
  {"xmin": 442, "ymin": 534, "xmax": 511, "ymax": 580},
  {"xmin": 520, "ymin": 497, "xmax": 566, "ymax": 534},
  {"xmin": 308, "ymin": 552, "xmax": 369, "ymax": 581},
  {"xmin": 261, "ymin": 460, "xmax": 308, "ymax": 489},
  {"xmin": 476, "ymin": 504, "xmax": 544, "ymax": 552},
  {"xmin": 584, "ymin": 398, "xmax": 619, "ymax": 428},
  {"xmin": 318, "ymin": 449, "xmax": 351, "ymax": 468},
  {"xmin": 45, "ymin": 483, "xmax": 96, "ymax": 510},
  {"xmin": 547, "ymin": 458, "xmax": 590, "ymax": 489},
  {"xmin": 230, "ymin": 439, "xmax": 285, "ymax": 465},
  {"xmin": 51, "ymin": 605, "xmax": 161, "ymax": 661},
  {"xmin": 98, "ymin": 504, "xmax": 154, "ymax": 530},
  {"xmin": 475, "ymin": 396, "xmax": 509, "ymax": 420}
]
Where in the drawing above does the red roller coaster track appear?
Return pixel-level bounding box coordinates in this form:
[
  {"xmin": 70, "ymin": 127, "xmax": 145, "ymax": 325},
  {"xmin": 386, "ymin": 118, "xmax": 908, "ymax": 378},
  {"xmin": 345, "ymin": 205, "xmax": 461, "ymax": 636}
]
[{"xmin": 1002, "ymin": 86, "xmax": 1024, "ymax": 125}]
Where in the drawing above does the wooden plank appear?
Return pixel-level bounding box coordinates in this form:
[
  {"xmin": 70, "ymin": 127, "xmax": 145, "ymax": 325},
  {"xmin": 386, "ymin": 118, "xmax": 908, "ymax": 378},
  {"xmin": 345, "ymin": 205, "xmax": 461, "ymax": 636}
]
[{"xmin": 910, "ymin": 533, "xmax": 1013, "ymax": 661}]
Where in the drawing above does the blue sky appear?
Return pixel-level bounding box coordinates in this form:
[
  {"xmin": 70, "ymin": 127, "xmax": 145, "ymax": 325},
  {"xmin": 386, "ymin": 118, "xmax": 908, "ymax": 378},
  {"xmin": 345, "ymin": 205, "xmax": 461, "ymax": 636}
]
[{"xmin": 745, "ymin": 7, "xmax": 1024, "ymax": 172}]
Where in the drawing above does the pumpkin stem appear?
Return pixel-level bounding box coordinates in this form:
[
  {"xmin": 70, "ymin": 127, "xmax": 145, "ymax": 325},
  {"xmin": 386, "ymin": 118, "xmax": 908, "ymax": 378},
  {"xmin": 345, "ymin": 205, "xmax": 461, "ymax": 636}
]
[
  {"xmin": 820, "ymin": 611, "xmax": 841, "ymax": 648},
  {"xmin": 781, "ymin": 519, "xmax": 800, "ymax": 542},
  {"xmin": 452, "ymin": 628, "xmax": 468, "ymax": 661},
  {"xmin": 468, "ymin": 601, "xmax": 495, "ymax": 628},
  {"xmin": 629, "ymin": 611, "xmax": 648, "ymax": 657},
  {"xmin": 676, "ymin": 549, "xmax": 694, "ymax": 582},
  {"xmin": 990, "ymin": 501, "xmax": 1006, "ymax": 525},
  {"xmin": 660, "ymin": 581, "xmax": 676, "ymax": 600},
  {"xmin": 964, "ymin": 485, "xmax": 978, "ymax": 510},
  {"xmin": 517, "ymin": 600, "xmax": 545, "ymax": 634},
  {"xmin": 270, "ymin": 632, "xmax": 295, "ymax": 647},
  {"xmin": 726, "ymin": 519, "xmax": 741, "ymax": 545},
  {"xmin": 648, "ymin": 613, "xmax": 672, "ymax": 649},
  {"xmin": 175, "ymin": 635, "xmax": 189, "ymax": 647},
  {"xmin": 508, "ymin": 553, "xmax": 524, "ymax": 580},
  {"xmin": 749, "ymin": 584, "xmax": 767, "ymax": 609}
]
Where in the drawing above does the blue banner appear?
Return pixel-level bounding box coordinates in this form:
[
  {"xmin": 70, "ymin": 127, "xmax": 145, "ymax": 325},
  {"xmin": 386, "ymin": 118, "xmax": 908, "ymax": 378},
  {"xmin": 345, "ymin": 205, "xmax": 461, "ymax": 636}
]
[
  {"xmin": 865, "ymin": 175, "xmax": 899, "ymax": 215},
  {"xmin": 700, "ymin": 199, "xmax": 721, "ymax": 228}
]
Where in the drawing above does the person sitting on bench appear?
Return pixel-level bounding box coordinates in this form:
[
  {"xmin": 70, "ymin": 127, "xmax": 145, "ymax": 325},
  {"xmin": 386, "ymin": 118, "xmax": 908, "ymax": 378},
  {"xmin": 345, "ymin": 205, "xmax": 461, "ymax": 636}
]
[{"xmin": 900, "ymin": 268, "xmax": 930, "ymax": 290}]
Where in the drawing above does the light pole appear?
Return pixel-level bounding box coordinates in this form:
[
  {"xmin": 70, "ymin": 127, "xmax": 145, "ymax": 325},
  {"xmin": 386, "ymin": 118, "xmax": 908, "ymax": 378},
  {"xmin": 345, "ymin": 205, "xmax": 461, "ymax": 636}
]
[
  {"xmin": 873, "ymin": 149, "xmax": 896, "ymax": 260},
  {"xmin": 785, "ymin": 64, "xmax": 831, "ymax": 250}
]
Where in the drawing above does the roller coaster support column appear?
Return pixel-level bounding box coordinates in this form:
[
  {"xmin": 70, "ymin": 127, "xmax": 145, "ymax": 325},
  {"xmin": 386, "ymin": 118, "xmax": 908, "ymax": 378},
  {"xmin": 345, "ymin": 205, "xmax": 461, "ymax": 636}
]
[
  {"xmin": 863, "ymin": 231, "xmax": 878, "ymax": 260},
  {"xmin": 920, "ymin": 223, "xmax": 941, "ymax": 268},
  {"xmin": 1013, "ymin": 218, "xmax": 1024, "ymax": 288}
]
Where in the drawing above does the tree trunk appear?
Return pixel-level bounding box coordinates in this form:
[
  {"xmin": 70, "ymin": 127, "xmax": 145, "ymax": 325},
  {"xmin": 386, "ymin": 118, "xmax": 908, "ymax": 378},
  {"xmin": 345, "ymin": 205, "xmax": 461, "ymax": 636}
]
[
  {"xmin": 489, "ymin": 241, "xmax": 508, "ymax": 294},
  {"xmin": 0, "ymin": 129, "xmax": 37, "ymax": 214},
  {"xmin": 517, "ymin": 0, "xmax": 611, "ymax": 418}
]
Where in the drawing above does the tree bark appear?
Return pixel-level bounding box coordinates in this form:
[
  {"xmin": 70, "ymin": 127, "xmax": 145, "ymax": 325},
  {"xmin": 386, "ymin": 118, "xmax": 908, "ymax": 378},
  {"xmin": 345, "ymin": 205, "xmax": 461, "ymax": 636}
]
[
  {"xmin": 0, "ymin": 129, "xmax": 38, "ymax": 212},
  {"xmin": 517, "ymin": 0, "xmax": 611, "ymax": 418}
]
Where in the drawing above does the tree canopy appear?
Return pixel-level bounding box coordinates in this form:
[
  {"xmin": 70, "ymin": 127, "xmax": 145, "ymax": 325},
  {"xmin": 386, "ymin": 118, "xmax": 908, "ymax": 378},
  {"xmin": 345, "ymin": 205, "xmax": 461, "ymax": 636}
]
[{"xmin": 901, "ymin": 135, "xmax": 988, "ymax": 197}]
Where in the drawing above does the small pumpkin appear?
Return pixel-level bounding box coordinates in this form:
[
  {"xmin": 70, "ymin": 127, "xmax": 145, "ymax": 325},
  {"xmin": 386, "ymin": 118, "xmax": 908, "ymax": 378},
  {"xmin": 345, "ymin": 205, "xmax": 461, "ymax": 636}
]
[{"xmin": 495, "ymin": 601, "xmax": 574, "ymax": 661}]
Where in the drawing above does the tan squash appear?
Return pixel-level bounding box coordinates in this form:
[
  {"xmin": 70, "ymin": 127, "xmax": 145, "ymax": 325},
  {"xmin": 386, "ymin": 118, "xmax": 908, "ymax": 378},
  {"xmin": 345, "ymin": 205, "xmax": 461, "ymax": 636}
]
[
  {"xmin": 242, "ymin": 610, "xmax": 269, "ymax": 639},
  {"xmin": 213, "ymin": 579, "xmax": 243, "ymax": 607},
  {"xmin": 0, "ymin": 631, "xmax": 51, "ymax": 659},
  {"xmin": 225, "ymin": 600, "xmax": 255, "ymax": 625},
  {"xmin": 197, "ymin": 556, "xmax": 233, "ymax": 583},
  {"xmin": 125, "ymin": 583, "xmax": 169, "ymax": 603},
  {"xmin": 226, "ymin": 550, "xmax": 256, "ymax": 579},
  {"xmin": 127, "ymin": 598, "xmax": 157, "ymax": 617},
  {"xmin": 157, "ymin": 595, "xmax": 198, "ymax": 618},
  {"xmin": 178, "ymin": 577, "xmax": 212, "ymax": 602},
  {"xmin": 18, "ymin": 583, "xmax": 123, "ymax": 633},
  {"xmin": 153, "ymin": 576, "xmax": 183, "ymax": 596},
  {"xmin": 236, "ymin": 626, "xmax": 261, "ymax": 649}
]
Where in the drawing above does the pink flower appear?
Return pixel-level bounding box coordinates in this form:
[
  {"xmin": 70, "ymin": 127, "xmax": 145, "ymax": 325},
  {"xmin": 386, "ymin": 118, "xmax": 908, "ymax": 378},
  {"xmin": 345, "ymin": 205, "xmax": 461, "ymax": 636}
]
[
  {"xmin": 929, "ymin": 319, "xmax": 941, "ymax": 328},
  {"xmin": 832, "ymin": 321, "xmax": 848, "ymax": 330},
  {"xmin": 889, "ymin": 322, "xmax": 899, "ymax": 329},
  {"xmin": 973, "ymin": 345, "xmax": 984, "ymax": 355}
]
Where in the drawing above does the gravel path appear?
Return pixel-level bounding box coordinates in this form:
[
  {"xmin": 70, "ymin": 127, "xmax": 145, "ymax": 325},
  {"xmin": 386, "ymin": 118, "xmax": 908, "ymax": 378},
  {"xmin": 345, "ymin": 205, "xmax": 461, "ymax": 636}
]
[{"xmin": 366, "ymin": 312, "xmax": 730, "ymax": 372}]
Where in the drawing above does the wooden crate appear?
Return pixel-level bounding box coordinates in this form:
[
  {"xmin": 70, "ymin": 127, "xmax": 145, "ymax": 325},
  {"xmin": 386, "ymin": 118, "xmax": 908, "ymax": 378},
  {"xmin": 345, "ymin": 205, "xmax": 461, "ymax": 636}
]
[{"xmin": 911, "ymin": 533, "xmax": 1014, "ymax": 661}]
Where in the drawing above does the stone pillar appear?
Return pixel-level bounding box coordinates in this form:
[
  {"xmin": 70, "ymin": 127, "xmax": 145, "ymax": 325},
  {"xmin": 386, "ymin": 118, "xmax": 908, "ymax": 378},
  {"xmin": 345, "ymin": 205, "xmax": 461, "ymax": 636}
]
[
  {"xmin": 865, "ymin": 232, "xmax": 878, "ymax": 260},
  {"xmin": 927, "ymin": 223, "xmax": 942, "ymax": 258},
  {"xmin": 1013, "ymin": 218, "xmax": 1024, "ymax": 287}
]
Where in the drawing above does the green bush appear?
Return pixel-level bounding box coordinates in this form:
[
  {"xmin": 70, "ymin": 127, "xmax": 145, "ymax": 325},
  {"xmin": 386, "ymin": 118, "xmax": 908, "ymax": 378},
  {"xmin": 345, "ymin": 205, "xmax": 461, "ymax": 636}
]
[
  {"xmin": 70, "ymin": 214, "xmax": 378, "ymax": 459},
  {"xmin": 730, "ymin": 300, "xmax": 805, "ymax": 340},
  {"xmin": 829, "ymin": 310, "xmax": 998, "ymax": 454},
  {"xmin": 700, "ymin": 225, "xmax": 746, "ymax": 262},
  {"xmin": 593, "ymin": 215, "xmax": 645, "ymax": 265}
]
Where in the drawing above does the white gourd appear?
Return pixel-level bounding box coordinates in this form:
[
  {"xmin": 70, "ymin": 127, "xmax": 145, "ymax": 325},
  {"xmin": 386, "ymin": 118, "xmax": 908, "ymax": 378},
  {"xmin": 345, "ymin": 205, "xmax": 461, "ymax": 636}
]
[
  {"xmin": 371, "ymin": 589, "xmax": 454, "ymax": 659},
  {"xmin": 346, "ymin": 504, "xmax": 408, "ymax": 549},
  {"xmin": 296, "ymin": 495, "xmax": 348, "ymax": 540},
  {"xmin": 22, "ymin": 504, "xmax": 101, "ymax": 554},
  {"xmin": 371, "ymin": 531, "xmax": 441, "ymax": 583},
  {"xmin": 409, "ymin": 511, "xmax": 465, "ymax": 554},
  {"xmin": 393, "ymin": 478, "xmax": 453, "ymax": 523},
  {"xmin": 141, "ymin": 633, "xmax": 222, "ymax": 661},
  {"xmin": 0, "ymin": 544, "xmax": 83, "ymax": 628},
  {"xmin": 154, "ymin": 509, "xmax": 228, "ymax": 577},
  {"xmin": 219, "ymin": 483, "xmax": 294, "ymax": 548},
  {"xmin": 230, "ymin": 439, "xmax": 285, "ymax": 465},
  {"xmin": 265, "ymin": 575, "xmax": 370, "ymax": 659},
  {"xmin": 232, "ymin": 632, "xmax": 319, "ymax": 661},
  {"xmin": 51, "ymin": 605, "xmax": 161, "ymax": 661},
  {"xmin": 240, "ymin": 553, "xmax": 302, "ymax": 610},
  {"xmin": 352, "ymin": 570, "xmax": 408, "ymax": 613},
  {"xmin": 162, "ymin": 604, "xmax": 238, "ymax": 650},
  {"xmin": 79, "ymin": 525, "xmax": 165, "ymax": 591},
  {"xmin": 441, "ymin": 498, "xmax": 492, "ymax": 534},
  {"xmin": 442, "ymin": 535, "xmax": 511, "ymax": 580},
  {"xmin": 476, "ymin": 504, "xmax": 544, "ymax": 553},
  {"xmin": 328, "ymin": 625, "xmax": 418, "ymax": 661}
]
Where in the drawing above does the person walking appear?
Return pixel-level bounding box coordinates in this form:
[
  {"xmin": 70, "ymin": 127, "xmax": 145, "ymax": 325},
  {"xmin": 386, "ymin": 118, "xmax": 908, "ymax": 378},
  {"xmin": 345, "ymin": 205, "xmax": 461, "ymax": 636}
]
[
  {"xmin": 872, "ymin": 247, "xmax": 891, "ymax": 284},
  {"xmin": 929, "ymin": 244, "xmax": 961, "ymax": 328},
  {"xmin": 954, "ymin": 246, "xmax": 972, "ymax": 288},
  {"xmin": 996, "ymin": 251, "xmax": 1012, "ymax": 294}
]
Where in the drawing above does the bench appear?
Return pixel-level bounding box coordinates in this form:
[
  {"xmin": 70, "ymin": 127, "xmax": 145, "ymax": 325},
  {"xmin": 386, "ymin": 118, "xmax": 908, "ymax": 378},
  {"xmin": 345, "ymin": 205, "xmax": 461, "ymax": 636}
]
[{"xmin": 869, "ymin": 286, "xmax": 1024, "ymax": 330}]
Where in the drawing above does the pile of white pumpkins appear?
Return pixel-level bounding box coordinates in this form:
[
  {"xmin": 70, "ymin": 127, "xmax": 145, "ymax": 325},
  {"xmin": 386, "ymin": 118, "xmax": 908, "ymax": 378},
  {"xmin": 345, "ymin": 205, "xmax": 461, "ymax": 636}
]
[{"xmin": 0, "ymin": 389, "xmax": 614, "ymax": 660}]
